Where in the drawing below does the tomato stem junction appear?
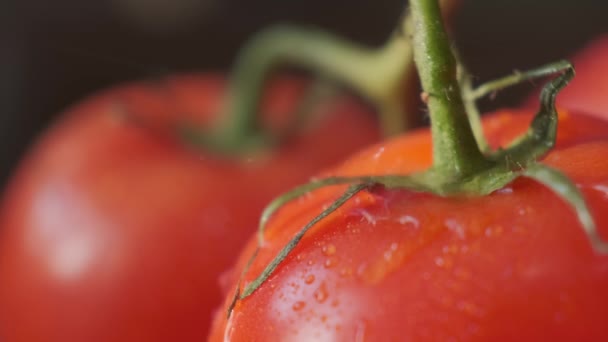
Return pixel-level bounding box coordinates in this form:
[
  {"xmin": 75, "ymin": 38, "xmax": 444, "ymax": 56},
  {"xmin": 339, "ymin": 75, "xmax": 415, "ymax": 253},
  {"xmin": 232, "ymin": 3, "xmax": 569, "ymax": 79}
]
[
  {"xmin": 410, "ymin": 0, "xmax": 489, "ymax": 178},
  {"xmin": 226, "ymin": 0, "xmax": 607, "ymax": 318}
]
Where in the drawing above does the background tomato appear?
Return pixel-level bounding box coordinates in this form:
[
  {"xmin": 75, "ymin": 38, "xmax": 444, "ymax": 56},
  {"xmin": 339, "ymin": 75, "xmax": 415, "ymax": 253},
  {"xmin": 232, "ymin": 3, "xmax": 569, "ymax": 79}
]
[
  {"xmin": 0, "ymin": 74, "xmax": 378, "ymax": 341},
  {"xmin": 554, "ymin": 35, "xmax": 608, "ymax": 117},
  {"xmin": 3, "ymin": 1, "xmax": 608, "ymax": 185},
  {"xmin": 210, "ymin": 109, "xmax": 608, "ymax": 341}
]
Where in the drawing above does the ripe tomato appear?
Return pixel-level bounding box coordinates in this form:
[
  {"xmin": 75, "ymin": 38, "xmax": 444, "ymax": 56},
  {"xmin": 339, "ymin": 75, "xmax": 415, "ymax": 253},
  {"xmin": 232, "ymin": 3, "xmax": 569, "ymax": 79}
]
[
  {"xmin": 209, "ymin": 108, "xmax": 608, "ymax": 341},
  {"xmin": 0, "ymin": 74, "xmax": 378, "ymax": 341},
  {"xmin": 527, "ymin": 35, "xmax": 608, "ymax": 118},
  {"xmin": 559, "ymin": 35, "xmax": 608, "ymax": 117}
]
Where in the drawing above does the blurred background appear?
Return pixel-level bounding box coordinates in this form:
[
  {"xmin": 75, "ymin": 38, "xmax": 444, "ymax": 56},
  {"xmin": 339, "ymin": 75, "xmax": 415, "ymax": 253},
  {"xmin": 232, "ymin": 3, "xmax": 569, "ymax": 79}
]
[{"xmin": 2, "ymin": 0, "xmax": 607, "ymax": 187}]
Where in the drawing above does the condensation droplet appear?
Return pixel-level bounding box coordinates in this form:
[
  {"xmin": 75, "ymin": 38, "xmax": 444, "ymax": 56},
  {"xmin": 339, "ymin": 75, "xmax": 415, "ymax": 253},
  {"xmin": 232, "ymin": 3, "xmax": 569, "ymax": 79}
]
[
  {"xmin": 314, "ymin": 283, "xmax": 328, "ymax": 303},
  {"xmin": 292, "ymin": 301, "xmax": 306, "ymax": 311},
  {"xmin": 322, "ymin": 244, "xmax": 337, "ymax": 256},
  {"xmin": 358, "ymin": 209, "xmax": 376, "ymax": 225},
  {"xmin": 339, "ymin": 267, "xmax": 353, "ymax": 277},
  {"xmin": 435, "ymin": 257, "xmax": 445, "ymax": 267},
  {"xmin": 442, "ymin": 244, "xmax": 458, "ymax": 255},
  {"xmin": 383, "ymin": 242, "xmax": 399, "ymax": 261},
  {"xmin": 485, "ymin": 225, "xmax": 504, "ymax": 237},
  {"xmin": 373, "ymin": 146, "xmax": 385, "ymax": 160},
  {"xmin": 324, "ymin": 257, "xmax": 337, "ymax": 268},
  {"xmin": 398, "ymin": 215, "xmax": 419, "ymax": 228},
  {"xmin": 304, "ymin": 274, "xmax": 316, "ymax": 284},
  {"xmin": 593, "ymin": 184, "xmax": 608, "ymax": 198},
  {"xmin": 445, "ymin": 219, "xmax": 465, "ymax": 240},
  {"xmin": 496, "ymin": 186, "xmax": 513, "ymax": 194}
]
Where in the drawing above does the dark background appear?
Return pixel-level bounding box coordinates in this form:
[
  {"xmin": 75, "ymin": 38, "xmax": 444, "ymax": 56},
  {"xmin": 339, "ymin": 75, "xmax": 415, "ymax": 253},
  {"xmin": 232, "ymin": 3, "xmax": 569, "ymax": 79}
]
[{"xmin": 2, "ymin": 0, "xmax": 607, "ymax": 187}]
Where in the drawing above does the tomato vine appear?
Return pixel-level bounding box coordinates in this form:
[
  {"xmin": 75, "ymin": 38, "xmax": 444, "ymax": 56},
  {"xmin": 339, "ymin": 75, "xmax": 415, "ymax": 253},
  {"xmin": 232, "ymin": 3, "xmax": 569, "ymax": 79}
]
[{"xmin": 226, "ymin": 0, "xmax": 608, "ymax": 318}]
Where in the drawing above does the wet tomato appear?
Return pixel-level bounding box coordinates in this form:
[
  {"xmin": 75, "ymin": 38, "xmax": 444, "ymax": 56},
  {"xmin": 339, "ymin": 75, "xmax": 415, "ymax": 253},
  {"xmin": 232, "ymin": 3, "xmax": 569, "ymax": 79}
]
[
  {"xmin": 0, "ymin": 74, "xmax": 378, "ymax": 341},
  {"xmin": 210, "ymin": 108, "xmax": 608, "ymax": 341}
]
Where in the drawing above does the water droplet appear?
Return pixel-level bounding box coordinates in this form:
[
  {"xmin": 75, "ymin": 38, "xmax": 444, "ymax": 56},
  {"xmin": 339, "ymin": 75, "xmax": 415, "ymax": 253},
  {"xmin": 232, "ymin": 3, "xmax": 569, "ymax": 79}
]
[
  {"xmin": 339, "ymin": 267, "xmax": 353, "ymax": 277},
  {"xmin": 304, "ymin": 274, "xmax": 315, "ymax": 284},
  {"xmin": 322, "ymin": 244, "xmax": 336, "ymax": 256},
  {"xmin": 593, "ymin": 184, "xmax": 608, "ymax": 198},
  {"xmin": 517, "ymin": 206, "xmax": 534, "ymax": 216},
  {"xmin": 442, "ymin": 244, "xmax": 458, "ymax": 255},
  {"xmin": 292, "ymin": 301, "xmax": 306, "ymax": 311},
  {"xmin": 485, "ymin": 225, "xmax": 504, "ymax": 237},
  {"xmin": 435, "ymin": 257, "xmax": 445, "ymax": 267},
  {"xmin": 445, "ymin": 219, "xmax": 465, "ymax": 239},
  {"xmin": 398, "ymin": 215, "xmax": 419, "ymax": 228},
  {"xmin": 358, "ymin": 209, "xmax": 376, "ymax": 225},
  {"xmin": 373, "ymin": 146, "xmax": 385, "ymax": 160},
  {"xmin": 314, "ymin": 283, "xmax": 328, "ymax": 303},
  {"xmin": 296, "ymin": 254, "xmax": 303, "ymax": 262},
  {"xmin": 496, "ymin": 186, "xmax": 513, "ymax": 194},
  {"xmin": 324, "ymin": 257, "xmax": 337, "ymax": 268},
  {"xmin": 307, "ymin": 260, "xmax": 315, "ymax": 266},
  {"xmin": 383, "ymin": 242, "xmax": 399, "ymax": 261}
]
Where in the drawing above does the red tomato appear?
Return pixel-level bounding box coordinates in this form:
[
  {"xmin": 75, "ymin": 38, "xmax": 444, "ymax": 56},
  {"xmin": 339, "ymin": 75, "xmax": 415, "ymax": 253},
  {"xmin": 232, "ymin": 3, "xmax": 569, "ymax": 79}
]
[
  {"xmin": 209, "ymin": 108, "xmax": 608, "ymax": 341},
  {"xmin": 559, "ymin": 35, "xmax": 608, "ymax": 116},
  {"xmin": 0, "ymin": 74, "xmax": 378, "ymax": 341},
  {"xmin": 527, "ymin": 35, "xmax": 608, "ymax": 118}
]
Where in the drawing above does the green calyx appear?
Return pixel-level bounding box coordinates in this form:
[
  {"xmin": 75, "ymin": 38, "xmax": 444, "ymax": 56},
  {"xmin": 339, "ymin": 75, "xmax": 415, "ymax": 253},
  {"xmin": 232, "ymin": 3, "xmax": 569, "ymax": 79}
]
[{"xmin": 226, "ymin": 0, "xmax": 608, "ymax": 317}]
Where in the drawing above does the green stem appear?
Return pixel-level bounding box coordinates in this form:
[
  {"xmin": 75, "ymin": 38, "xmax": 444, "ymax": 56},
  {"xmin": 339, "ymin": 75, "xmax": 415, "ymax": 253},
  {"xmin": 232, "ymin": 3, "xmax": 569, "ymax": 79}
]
[
  {"xmin": 410, "ymin": 0, "xmax": 488, "ymax": 177},
  {"xmin": 186, "ymin": 0, "xmax": 463, "ymax": 154},
  {"xmin": 221, "ymin": 24, "xmax": 414, "ymax": 141}
]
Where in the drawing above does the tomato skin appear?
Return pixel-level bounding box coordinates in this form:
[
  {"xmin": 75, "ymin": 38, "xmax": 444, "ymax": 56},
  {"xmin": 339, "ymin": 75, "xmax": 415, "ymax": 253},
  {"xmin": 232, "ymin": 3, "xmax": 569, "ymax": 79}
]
[
  {"xmin": 0, "ymin": 74, "xmax": 378, "ymax": 342},
  {"xmin": 209, "ymin": 109, "xmax": 608, "ymax": 341},
  {"xmin": 527, "ymin": 35, "xmax": 608, "ymax": 118},
  {"xmin": 560, "ymin": 35, "xmax": 608, "ymax": 117}
]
